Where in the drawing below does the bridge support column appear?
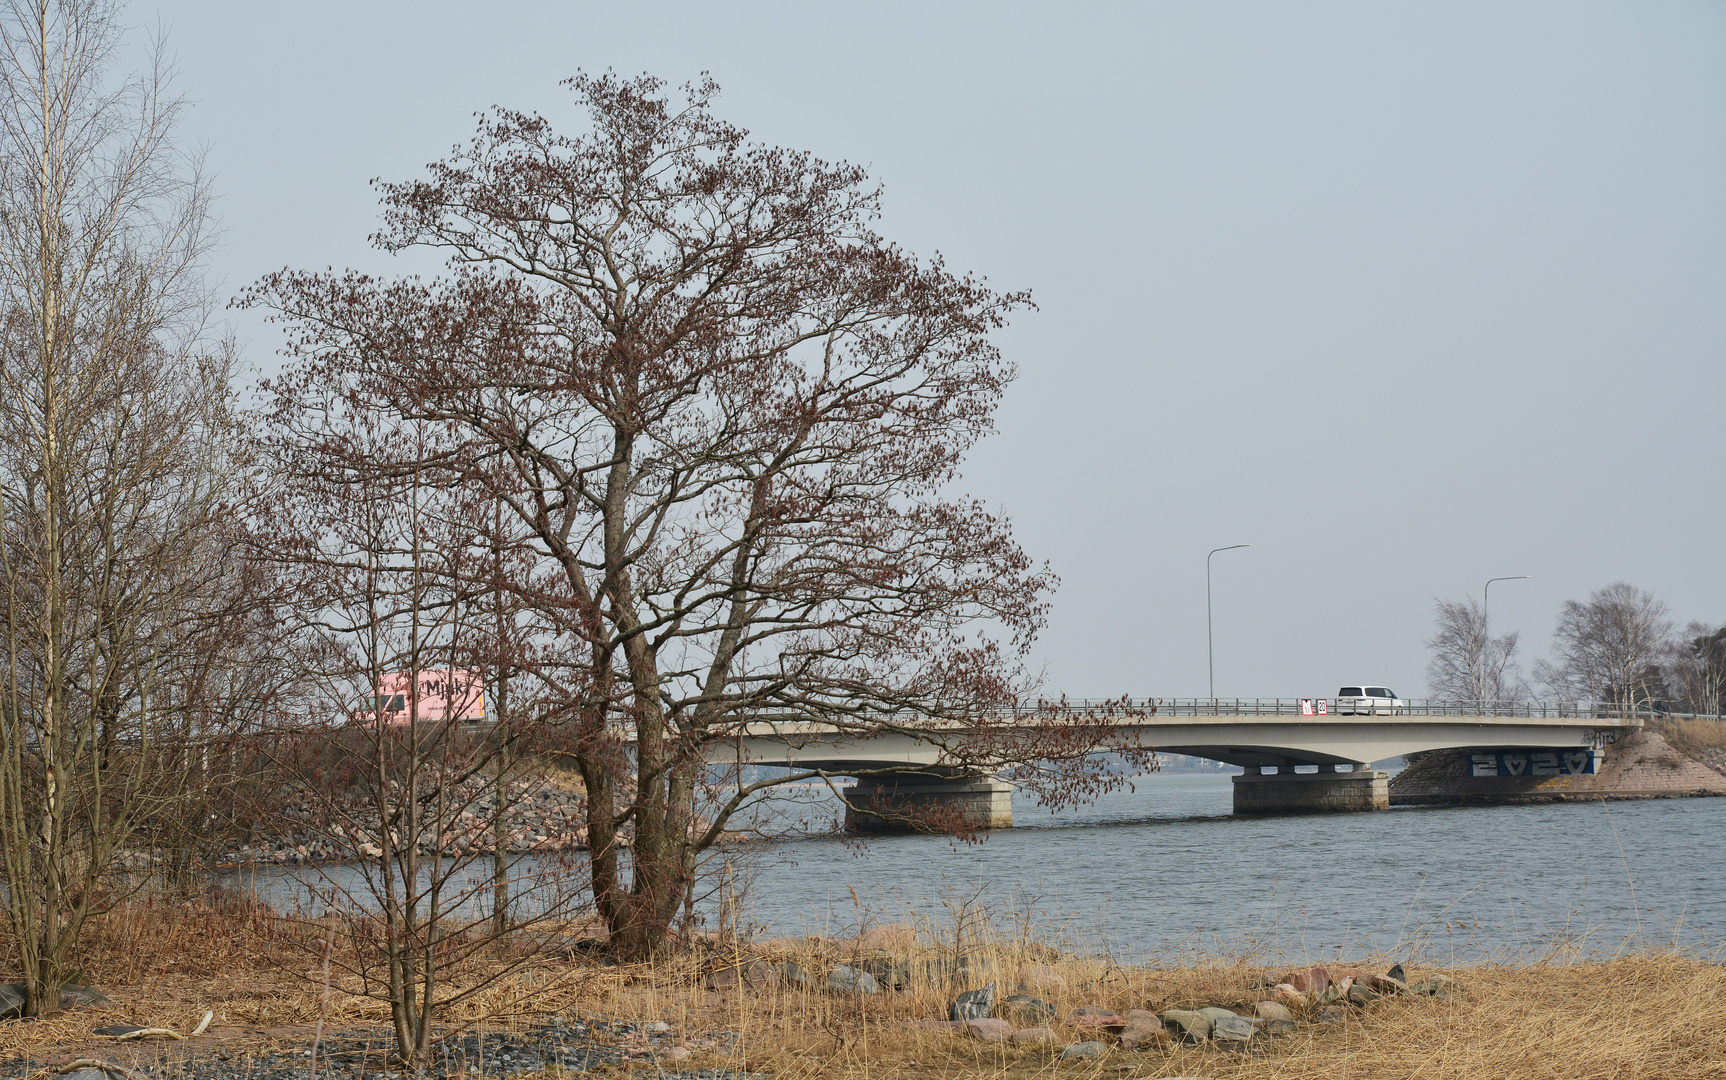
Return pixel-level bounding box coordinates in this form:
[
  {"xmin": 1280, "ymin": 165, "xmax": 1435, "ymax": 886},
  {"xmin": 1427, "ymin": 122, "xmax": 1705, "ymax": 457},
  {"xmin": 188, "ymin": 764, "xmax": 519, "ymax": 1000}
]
[
  {"xmin": 1232, "ymin": 766, "xmax": 1388, "ymax": 814},
  {"xmin": 843, "ymin": 772, "xmax": 1013, "ymax": 833}
]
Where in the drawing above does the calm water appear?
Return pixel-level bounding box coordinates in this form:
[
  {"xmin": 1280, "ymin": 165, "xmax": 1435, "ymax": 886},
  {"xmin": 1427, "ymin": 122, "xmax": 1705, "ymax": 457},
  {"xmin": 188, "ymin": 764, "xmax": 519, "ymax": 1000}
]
[
  {"xmin": 225, "ymin": 773, "xmax": 1726, "ymax": 966},
  {"xmin": 721, "ymin": 773, "xmax": 1726, "ymax": 965}
]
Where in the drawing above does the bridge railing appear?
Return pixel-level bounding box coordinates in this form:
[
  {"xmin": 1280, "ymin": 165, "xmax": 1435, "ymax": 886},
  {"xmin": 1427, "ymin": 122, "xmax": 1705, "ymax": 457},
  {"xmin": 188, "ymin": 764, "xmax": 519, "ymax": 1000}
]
[{"xmin": 1016, "ymin": 698, "xmax": 1719, "ymax": 721}]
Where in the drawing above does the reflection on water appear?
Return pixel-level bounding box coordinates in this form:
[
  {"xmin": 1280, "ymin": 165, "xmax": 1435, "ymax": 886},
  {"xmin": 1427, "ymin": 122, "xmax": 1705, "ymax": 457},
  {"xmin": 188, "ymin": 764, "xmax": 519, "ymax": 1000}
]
[{"xmin": 223, "ymin": 773, "xmax": 1726, "ymax": 966}]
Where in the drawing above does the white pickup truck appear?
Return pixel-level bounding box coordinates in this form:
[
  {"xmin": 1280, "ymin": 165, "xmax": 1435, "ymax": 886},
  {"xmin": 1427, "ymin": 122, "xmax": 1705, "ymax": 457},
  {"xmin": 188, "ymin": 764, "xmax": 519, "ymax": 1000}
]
[{"xmin": 1336, "ymin": 685, "xmax": 1405, "ymax": 715}]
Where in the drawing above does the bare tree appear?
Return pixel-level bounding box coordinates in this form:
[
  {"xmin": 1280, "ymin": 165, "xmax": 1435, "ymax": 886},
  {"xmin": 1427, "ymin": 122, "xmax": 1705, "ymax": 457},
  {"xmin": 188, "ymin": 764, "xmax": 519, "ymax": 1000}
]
[
  {"xmin": 0, "ymin": 0, "xmax": 250, "ymax": 1017},
  {"xmin": 244, "ymin": 73, "xmax": 1148, "ymax": 961},
  {"xmin": 1665, "ymin": 621, "xmax": 1726, "ymax": 718},
  {"xmin": 1424, "ymin": 597, "xmax": 1526, "ymax": 706},
  {"xmin": 1534, "ymin": 582, "xmax": 1675, "ymax": 713},
  {"xmin": 248, "ymin": 403, "xmax": 588, "ymax": 1068}
]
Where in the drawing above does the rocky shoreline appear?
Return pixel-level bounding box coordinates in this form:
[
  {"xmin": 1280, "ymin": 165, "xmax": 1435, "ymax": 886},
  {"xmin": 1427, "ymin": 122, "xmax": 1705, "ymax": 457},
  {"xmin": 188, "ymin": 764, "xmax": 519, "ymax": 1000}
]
[{"xmin": 0, "ymin": 1017, "xmax": 762, "ymax": 1080}]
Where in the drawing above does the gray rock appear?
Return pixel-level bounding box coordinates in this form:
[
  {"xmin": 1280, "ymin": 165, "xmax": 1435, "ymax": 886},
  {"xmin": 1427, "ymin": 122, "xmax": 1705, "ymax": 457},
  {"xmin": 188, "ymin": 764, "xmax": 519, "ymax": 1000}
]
[
  {"xmin": 1197, "ymin": 1006, "xmax": 1240, "ymax": 1023},
  {"xmin": 0, "ymin": 983, "xmax": 24, "ymax": 1020},
  {"xmin": 1346, "ymin": 984, "xmax": 1380, "ymax": 1007},
  {"xmin": 59, "ymin": 984, "xmax": 110, "ymax": 1009},
  {"xmin": 778, "ymin": 961, "xmax": 812, "ymax": 987},
  {"xmin": 1159, "ymin": 1009, "xmax": 1212, "ymax": 1041},
  {"xmin": 950, "ymin": 981, "xmax": 995, "ymax": 1021},
  {"xmin": 1263, "ymin": 1018, "xmax": 1298, "ymax": 1034},
  {"xmin": 61, "ymin": 1070, "xmax": 120, "ymax": 1080},
  {"xmin": 1062, "ymin": 1041, "xmax": 1107, "ymax": 1059},
  {"xmin": 859, "ymin": 957, "xmax": 911, "ymax": 991},
  {"xmin": 1212, "ymin": 1015, "xmax": 1258, "ymax": 1043},
  {"xmin": 828, "ymin": 964, "xmax": 879, "ymax": 995},
  {"xmin": 1253, "ymin": 1001, "xmax": 1293, "ymax": 1022},
  {"xmin": 1001, "ymin": 993, "xmax": 1055, "ymax": 1025},
  {"xmin": 1386, "ymin": 963, "xmax": 1407, "ymax": 984}
]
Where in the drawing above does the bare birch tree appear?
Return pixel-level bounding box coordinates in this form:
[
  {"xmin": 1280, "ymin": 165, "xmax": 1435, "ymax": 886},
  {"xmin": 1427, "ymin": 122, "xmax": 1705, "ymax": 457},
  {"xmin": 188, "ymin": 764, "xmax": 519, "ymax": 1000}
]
[
  {"xmin": 1424, "ymin": 597, "xmax": 1526, "ymax": 707},
  {"xmin": 0, "ymin": 0, "xmax": 248, "ymax": 1017},
  {"xmin": 1665, "ymin": 621, "xmax": 1726, "ymax": 718},
  {"xmin": 1534, "ymin": 582, "xmax": 1674, "ymax": 713}
]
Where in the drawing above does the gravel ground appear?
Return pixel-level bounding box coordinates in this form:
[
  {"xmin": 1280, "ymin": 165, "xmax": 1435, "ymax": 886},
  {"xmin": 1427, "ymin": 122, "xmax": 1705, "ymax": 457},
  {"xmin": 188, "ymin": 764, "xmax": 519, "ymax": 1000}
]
[{"xmin": 1, "ymin": 1017, "xmax": 768, "ymax": 1080}]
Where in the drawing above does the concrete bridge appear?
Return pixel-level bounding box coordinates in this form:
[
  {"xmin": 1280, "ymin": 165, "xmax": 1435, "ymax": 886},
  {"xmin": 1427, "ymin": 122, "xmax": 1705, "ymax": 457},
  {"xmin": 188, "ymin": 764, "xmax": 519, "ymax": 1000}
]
[{"xmin": 704, "ymin": 699, "xmax": 1644, "ymax": 828}]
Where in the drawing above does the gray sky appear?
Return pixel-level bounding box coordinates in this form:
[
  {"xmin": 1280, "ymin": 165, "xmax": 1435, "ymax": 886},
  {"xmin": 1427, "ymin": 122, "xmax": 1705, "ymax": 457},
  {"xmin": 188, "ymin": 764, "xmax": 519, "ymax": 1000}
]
[{"xmin": 139, "ymin": 1, "xmax": 1725, "ymax": 700}]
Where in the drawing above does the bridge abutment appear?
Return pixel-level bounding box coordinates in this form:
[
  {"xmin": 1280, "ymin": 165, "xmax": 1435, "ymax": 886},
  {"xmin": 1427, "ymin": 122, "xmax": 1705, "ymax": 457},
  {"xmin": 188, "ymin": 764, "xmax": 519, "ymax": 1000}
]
[
  {"xmin": 843, "ymin": 772, "xmax": 1013, "ymax": 832},
  {"xmin": 1232, "ymin": 766, "xmax": 1389, "ymax": 814}
]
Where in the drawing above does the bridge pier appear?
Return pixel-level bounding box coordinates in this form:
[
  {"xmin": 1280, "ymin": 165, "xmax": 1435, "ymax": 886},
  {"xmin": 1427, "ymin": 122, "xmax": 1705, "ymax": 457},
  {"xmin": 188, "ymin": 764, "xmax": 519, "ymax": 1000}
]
[
  {"xmin": 843, "ymin": 772, "xmax": 1013, "ymax": 832},
  {"xmin": 1232, "ymin": 765, "xmax": 1389, "ymax": 814}
]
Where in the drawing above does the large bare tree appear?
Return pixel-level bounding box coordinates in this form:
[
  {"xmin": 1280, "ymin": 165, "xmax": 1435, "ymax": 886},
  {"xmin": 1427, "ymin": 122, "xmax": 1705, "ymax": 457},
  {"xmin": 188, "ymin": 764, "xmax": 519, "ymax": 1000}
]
[
  {"xmin": 1534, "ymin": 582, "xmax": 1674, "ymax": 713},
  {"xmin": 246, "ymin": 73, "xmax": 1143, "ymax": 960},
  {"xmin": 1424, "ymin": 597, "xmax": 1526, "ymax": 707},
  {"xmin": 0, "ymin": 0, "xmax": 251, "ymax": 1017}
]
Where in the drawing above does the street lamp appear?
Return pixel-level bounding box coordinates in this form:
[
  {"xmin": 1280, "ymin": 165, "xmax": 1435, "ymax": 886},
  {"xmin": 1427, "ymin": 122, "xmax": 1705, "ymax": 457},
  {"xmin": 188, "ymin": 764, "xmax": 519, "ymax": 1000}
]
[
  {"xmin": 1483, "ymin": 575, "xmax": 1532, "ymax": 629},
  {"xmin": 1208, "ymin": 544, "xmax": 1251, "ymax": 700}
]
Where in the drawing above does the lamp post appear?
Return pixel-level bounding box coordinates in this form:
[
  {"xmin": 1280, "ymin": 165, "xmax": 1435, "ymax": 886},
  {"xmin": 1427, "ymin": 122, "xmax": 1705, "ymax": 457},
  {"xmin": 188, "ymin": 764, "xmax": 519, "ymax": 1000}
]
[
  {"xmin": 1483, "ymin": 575, "xmax": 1531, "ymax": 629},
  {"xmin": 1208, "ymin": 544, "xmax": 1251, "ymax": 700},
  {"xmin": 1479, "ymin": 575, "xmax": 1532, "ymax": 710}
]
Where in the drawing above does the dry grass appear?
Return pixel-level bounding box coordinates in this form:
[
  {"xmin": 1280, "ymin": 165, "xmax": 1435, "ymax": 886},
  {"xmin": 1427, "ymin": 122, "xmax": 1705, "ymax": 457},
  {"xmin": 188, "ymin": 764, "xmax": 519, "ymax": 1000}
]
[
  {"xmin": 1657, "ymin": 717, "xmax": 1726, "ymax": 758},
  {"xmin": 2, "ymin": 896, "xmax": 1723, "ymax": 1078}
]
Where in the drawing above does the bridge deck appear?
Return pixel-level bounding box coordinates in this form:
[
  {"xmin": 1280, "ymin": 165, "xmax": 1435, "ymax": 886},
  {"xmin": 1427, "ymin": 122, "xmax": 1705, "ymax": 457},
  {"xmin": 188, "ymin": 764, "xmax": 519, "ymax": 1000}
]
[{"xmin": 709, "ymin": 712, "xmax": 1641, "ymax": 771}]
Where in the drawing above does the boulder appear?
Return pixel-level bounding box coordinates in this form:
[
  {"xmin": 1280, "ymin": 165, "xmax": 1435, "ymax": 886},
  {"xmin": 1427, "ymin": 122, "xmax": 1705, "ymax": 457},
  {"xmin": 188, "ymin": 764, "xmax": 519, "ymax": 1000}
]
[
  {"xmin": 1409, "ymin": 973, "xmax": 1464, "ymax": 996},
  {"xmin": 1212, "ymin": 1015, "xmax": 1258, "ymax": 1043},
  {"xmin": 1014, "ymin": 964, "xmax": 1068, "ymax": 994},
  {"xmin": 1159, "ymin": 1009, "xmax": 1211, "ymax": 1041},
  {"xmin": 964, "ymin": 1018, "xmax": 1013, "ymax": 1043},
  {"xmin": 1061, "ymin": 1041, "xmax": 1107, "ymax": 1059},
  {"xmin": 1001, "ymin": 994, "xmax": 1055, "ymax": 1025},
  {"xmin": 706, "ymin": 959, "xmax": 775, "ymax": 991},
  {"xmin": 1386, "ymin": 962, "xmax": 1407, "ymax": 984},
  {"xmin": 1263, "ymin": 1018, "xmax": 1298, "ymax": 1035},
  {"xmin": 855, "ymin": 923, "xmax": 916, "ymax": 952},
  {"xmin": 1196, "ymin": 1006, "xmax": 1242, "ymax": 1025},
  {"xmin": 0, "ymin": 983, "xmax": 24, "ymax": 1020},
  {"xmin": 779, "ymin": 961, "xmax": 812, "ymax": 988},
  {"xmin": 1291, "ymin": 966, "xmax": 1332, "ymax": 996},
  {"xmin": 1365, "ymin": 974, "xmax": 1408, "ymax": 996},
  {"xmin": 860, "ymin": 957, "xmax": 911, "ymax": 991},
  {"xmin": 1253, "ymin": 1001, "xmax": 1293, "ymax": 1022},
  {"xmin": 1068, "ymin": 1004, "xmax": 1122, "ymax": 1027},
  {"xmin": 828, "ymin": 965, "xmax": 879, "ymax": 995},
  {"xmin": 1011, "ymin": 1026, "xmax": 1057, "ymax": 1046},
  {"xmin": 1119, "ymin": 1022, "xmax": 1171, "ymax": 1051},
  {"xmin": 950, "ymin": 982, "xmax": 996, "ymax": 1021},
  {"xmin": 59, "ymin": 985, "xmax": 110, "ymax": 1009},
  {"xmin": 1272, "ymin": 983, "xmax": 1309, "ymax": 1007},
  {"xmin": 1346, "ymin": 983, "xmax": 1379, "ymax": 1007}
]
